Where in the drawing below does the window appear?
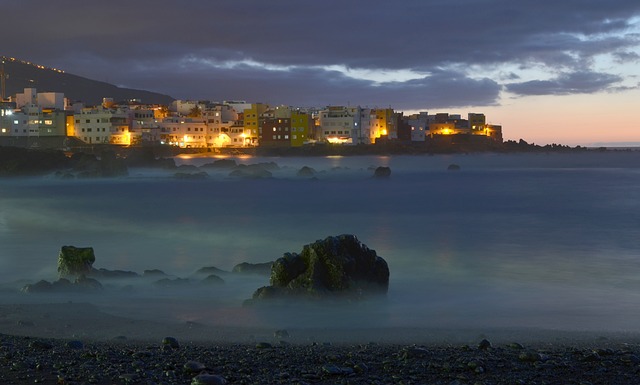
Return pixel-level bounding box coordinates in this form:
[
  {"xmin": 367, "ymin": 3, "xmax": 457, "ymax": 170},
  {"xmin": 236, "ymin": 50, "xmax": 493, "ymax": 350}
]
[{"xmin": 86, "ymin": 119, "xmax": 90, "ymax": 123}]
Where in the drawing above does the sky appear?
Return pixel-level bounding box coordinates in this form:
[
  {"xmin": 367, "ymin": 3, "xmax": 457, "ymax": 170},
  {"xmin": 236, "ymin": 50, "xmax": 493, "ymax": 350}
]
[{"xmin": 2, "ymin": 0, "xmax": 640, "ymax": 146}]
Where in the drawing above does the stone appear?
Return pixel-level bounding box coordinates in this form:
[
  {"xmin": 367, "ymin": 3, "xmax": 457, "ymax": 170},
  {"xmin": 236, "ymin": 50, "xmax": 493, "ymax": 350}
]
[
  {"xmin": 21, "ymin": 280, "xmax": 53, "ymax": 293},
  {"xmin": 478, "ymin": 339, "xmax": 492, "ymax": 350},
  {"xmin": 74, "ymin": 275, "xmax": 103, "ymax": 291},
  {"xmin": 250, "ymin": 234, "xmax": 389, "ymax": 301},
  {"xmin": 194, "ymin": 266, "xmax": 228, "ymax": 276},
  {"xmin": 58, "ymin": 246, "xmax": 96, "ymax": 278},
  {"xmin": 200, "ymin": 159, "xmax": 237, "ymax": 169},
  {"xmin": 191, "ymin": 373, "xmax": 227, "ymax": 385},
  {"xmin": 184, "ymin": 360, "xmax": 208, "ymax": 374},
  {"xmin": 174, "ymin": 171, "xmax": 208, "ymax": 179},
  {"xmin": 373, "ymin": 166, "xmax": 391, "ymax": 178},
  {"xmin": 201, "ymin": 274, "xmax": 225, "ymax": 285},
  {"xmin": 232, "ymin": 262, "xmax": 273, "ymax": 275},
  {"xmin": 162, "ymin": 336, "xmax": 180, "ymax": 349},
  {"xmin": 228, "ymin": 164, "xmax": 273, "ymax": 178},
  {"xmin": 274, "ymin": 329, "xmax": 289, "ymax": 339},
  {"xmin": 143, "ymin": 269, "xmax": 168, "ymax": 278},
  {"xmin": 297, "ymin": 166, "xmax": 316, "ymax": 177}
]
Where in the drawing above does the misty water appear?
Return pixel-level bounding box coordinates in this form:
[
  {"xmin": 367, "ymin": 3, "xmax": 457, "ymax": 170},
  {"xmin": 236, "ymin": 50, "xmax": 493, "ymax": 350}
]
[{"xmin": 1, "ymin": 151, "xmax": 639, "ymax": 339}]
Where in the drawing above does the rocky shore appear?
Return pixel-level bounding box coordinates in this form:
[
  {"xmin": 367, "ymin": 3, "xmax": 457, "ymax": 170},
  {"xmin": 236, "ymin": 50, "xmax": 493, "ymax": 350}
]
[{"xmin": 2, "ymin": 329, "xmax": 640, "ymax": 385}]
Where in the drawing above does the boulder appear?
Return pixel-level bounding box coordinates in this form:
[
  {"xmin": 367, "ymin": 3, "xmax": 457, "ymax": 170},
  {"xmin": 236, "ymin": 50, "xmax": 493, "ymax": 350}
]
[
  {"xmin": 373, "ymin": 166, "xmax": 391, "ymax": 178},
  {"xmin": 192, "ymin": 266, "xmax": 229, "ymax": 278},
  {"xmin": 21, "ymin": 276, "xmax": 102, "ymax": 293},
  {"xmin": 228, "ymin": 164, "xmax": 272, "ymax": 179},
  {"xmin": 200, "ymin": 274, "xmax": 225, "ymax": 285},
  {"xmin": 250, "ymin": 234, "xmax": 389, "ymax": 302},
  {"xmin": 297, "ymin": 166, "xmax": 316, "ymax": 177},
  {"xmin": 232, "ymin": 262, "xmax": 273, "ymax": 276},
  {"xmin": 57, "ymin": 246, "xmax": 96, "ymax": 278},
  {"xmin": 200, "ymin": 159, "xmax": 237, "ymax": 169}
]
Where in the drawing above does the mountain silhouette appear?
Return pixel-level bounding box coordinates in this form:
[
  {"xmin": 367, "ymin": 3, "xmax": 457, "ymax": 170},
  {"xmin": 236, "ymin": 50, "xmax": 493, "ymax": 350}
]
[{"xmin": 1, "ymin": 56, "xmax": 174, "ymax": 105}]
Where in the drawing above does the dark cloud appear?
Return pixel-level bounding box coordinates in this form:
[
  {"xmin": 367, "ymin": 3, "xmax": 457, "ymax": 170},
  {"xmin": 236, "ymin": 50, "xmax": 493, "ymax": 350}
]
[
  {"xmin": 506, "ymin": 71, "xmax": 623, "ymax": 95},
  {"xmin": 2, "ymin": 0, "xmax": 639, "ymax": 108}
]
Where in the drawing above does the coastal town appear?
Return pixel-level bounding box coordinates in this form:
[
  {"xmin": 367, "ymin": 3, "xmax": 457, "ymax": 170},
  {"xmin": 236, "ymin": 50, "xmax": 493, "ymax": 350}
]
[{"xmin": 0, "ymin": 58, "xmax": 503, "ymax": 150}]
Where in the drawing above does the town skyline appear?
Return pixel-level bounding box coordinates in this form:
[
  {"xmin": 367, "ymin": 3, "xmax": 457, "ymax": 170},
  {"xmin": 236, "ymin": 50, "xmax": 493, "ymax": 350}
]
[{"xmin": 2, "ymin": 1, "xmax": 639, "ymax": 146}]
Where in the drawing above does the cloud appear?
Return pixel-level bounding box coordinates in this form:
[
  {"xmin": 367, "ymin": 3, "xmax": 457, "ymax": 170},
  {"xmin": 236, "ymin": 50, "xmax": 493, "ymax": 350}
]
[
  {"xmin": 2, "ymin": 0, "xmax": 640, "ymax": 107},
  {"xmin": 505, "ymin": 71, "xmax": 624, "ymax": 95}
]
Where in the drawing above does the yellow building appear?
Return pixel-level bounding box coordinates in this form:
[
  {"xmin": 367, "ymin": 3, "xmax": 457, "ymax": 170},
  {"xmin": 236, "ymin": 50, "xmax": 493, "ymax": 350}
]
[
  {"xmin": 243, "ymin": 103, "xmax": 268, "ymax": 146},
  {"xmin": 468, "ymin": 113, "xmax": 486, "ymax": 135},
  {"xmin": 290, "ymin": 111, "xmax": 311, "ymax": 147},
  {"xmin": 370, "ymin": 108, "xmax": 395, "ymax": 142}
]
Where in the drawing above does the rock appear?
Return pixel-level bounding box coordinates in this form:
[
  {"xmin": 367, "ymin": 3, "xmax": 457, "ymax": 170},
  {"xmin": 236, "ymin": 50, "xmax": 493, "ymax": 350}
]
[
  {"xmin": 256, "ymin": 342, "xmax": 273, "ymax": 349},
  {"xmin": 228, "ymin": 164, "xmax": 273, "ymax": 179},
  {"xmin": 162, "ymin": 336, "xmax": 180, "ymax": 349},
  {"xmin": 373, "ymin": 166, "xmax": 391, "ymax": 178},
  {"xmin": 21, "ymin": 280, "xmax": 53, "ymax": 293},
  {"xmin": 400, "ymin": 347, "xmax": 430, "ymax": 360},
  {"xmin": 200, "ymin": 159, "xmax": 237, "ymax": 169},
  {"xmin": 297, "ymin": 166, "xmax": 316, "ymax": 177},
  {"xmin": 518, "ymin": 351, "xmax": 542, "ymax": 362},
  {"xmin": 232, "ymin": 262, "xmax": 273, "ymax": 275},
  {"xmin": 191, "ymin": 373, "xmax": 227, "ymax": 385},
  {"xmin": 66, "ymin": 340, "xmax": 84, "ymax": 350},
  {"xmin": 201, "ymin": 274, "xmax": 225, "ymax": 285},
  {"xmin": 74, "ymin": 275, "xmax": 103, "ymax": 291},
  {"xmin": 143, "ymin": 269, "xmax": 168, "ymax": 278},
  {"xmin": 184, "ymin": 360, "xmax": 208, "ymax": 374},
  {"xmin": 193, "ymin": 266, "xmax": 228, "ymax": 276},
  {"xmin": 447, "ymin": 164, "xmax": 461, "ymax": 171},
  {"xmin": 478, "ymin": 339, "xmax": 492, "ymax": 350},
  {"xmin": 174, "ymin": 171, "xmax": 208, "ymax": 179},
  {"xmin": 57, "ymin": 246, "xmax": 96, "ymax": 278},
  {"xmin": 274, "ymin": 329, "xmax": 289, "ymax": 339},
  {"xmin": 176, "ymin": 164, "xmax": 200, "ymax": 172},
  {"xmin": 22, "ymin": 276, "xmax": 101, "ymax": 293},
  {"xmin": 250, "ymin": 234, "xmax": 389, "ymax": 302}
]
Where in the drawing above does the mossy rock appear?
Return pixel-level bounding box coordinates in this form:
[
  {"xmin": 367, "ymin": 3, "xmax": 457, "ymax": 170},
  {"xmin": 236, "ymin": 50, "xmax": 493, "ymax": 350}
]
[{"xmin": 57, "ymin": 246, "xmax": 96, "ymax": 278}]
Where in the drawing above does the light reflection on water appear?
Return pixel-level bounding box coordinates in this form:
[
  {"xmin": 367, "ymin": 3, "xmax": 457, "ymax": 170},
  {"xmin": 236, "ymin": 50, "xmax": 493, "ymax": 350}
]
[{"xmin": 1, "ymin": 152, "xmax": 639, "ymax": 332}]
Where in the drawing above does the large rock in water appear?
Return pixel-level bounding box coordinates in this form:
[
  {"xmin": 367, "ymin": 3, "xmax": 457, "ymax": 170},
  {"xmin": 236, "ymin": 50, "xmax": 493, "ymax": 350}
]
[
  {"xmin": 250, "ymin": 235, "xmax": 389, "ymax": 302},
  {"xmin": 57, "ymin": 246, "xmax": 95, "ymax": 278}
]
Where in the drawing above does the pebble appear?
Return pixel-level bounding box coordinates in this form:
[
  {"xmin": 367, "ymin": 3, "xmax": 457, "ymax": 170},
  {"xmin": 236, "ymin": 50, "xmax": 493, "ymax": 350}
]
[
  {"xmin": 161, "ymin": 336, "xmax": 179, "ymax": 349},
  {"xmin": 0, "ymin": 334, "xmax": 638, "ymax": 384}
]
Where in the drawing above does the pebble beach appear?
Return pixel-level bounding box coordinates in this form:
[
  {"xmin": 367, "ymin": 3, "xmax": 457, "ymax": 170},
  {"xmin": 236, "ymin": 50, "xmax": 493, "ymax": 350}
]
[
  {"xmin": 2, "ymin": 303, "xmax": 640, "ymax": 385},
  {"xmin": 3, "ymin": 332, "xmax": 640, "ymax": 385}
]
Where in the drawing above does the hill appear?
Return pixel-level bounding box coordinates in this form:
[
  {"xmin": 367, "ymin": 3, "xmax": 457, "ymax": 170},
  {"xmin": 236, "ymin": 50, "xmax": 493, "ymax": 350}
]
[{"xmin": 1, "ymin": 56, "xmax": 175, "ymax": 105}]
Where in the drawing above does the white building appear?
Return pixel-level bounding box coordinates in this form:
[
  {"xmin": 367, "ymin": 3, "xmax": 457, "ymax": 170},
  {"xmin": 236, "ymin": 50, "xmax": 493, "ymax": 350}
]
[
  {"xmin": 317, "ymin": 106, "xmax": 360, "ymax": 144},
  {"xmin": 407, "ymin": 112, "xmax": 429, "ymax": 142},
  {"xmin": 15, "ymin": 88, "xmax": 65, "ymax": 110},
  {"xmin": 72, "ymin": 107, "xmax": 134, "ymax": 145},
  {"xmin": 158, "ymin": 117, "xmax": 207, "ymax": 148},
  {"xmin": 202, "ymin": 104, "xmax": 239, "ymax": 147}
]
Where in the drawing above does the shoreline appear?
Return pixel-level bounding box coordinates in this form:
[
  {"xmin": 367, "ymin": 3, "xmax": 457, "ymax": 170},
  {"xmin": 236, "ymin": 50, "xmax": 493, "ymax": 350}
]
[{"xmin": 2, "ymin": 310, "xmax": 640, "ymax": 385}]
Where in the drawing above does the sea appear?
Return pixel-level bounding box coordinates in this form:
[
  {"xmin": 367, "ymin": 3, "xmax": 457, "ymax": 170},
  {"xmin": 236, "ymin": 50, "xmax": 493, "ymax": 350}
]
[{"xmin": 1, "ymin": 151, "xmax": 639, "ymax": 334}]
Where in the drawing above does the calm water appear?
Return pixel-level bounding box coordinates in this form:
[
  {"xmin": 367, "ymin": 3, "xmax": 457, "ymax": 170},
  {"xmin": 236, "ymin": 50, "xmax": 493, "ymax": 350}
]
[{"xmin": 1, "ymin": 152, "xmax": 639, "ymax": 331}]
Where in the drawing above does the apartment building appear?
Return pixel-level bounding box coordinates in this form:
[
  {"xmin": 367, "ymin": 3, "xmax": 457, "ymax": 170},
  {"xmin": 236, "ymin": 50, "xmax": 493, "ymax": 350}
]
[
  {"xmin": 158, "ymin": 117, "xmax": 207, "ymax": 148},
  {"xmin": 72, "ymin": 107, "xmax": 134, "ymax": 145}
]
